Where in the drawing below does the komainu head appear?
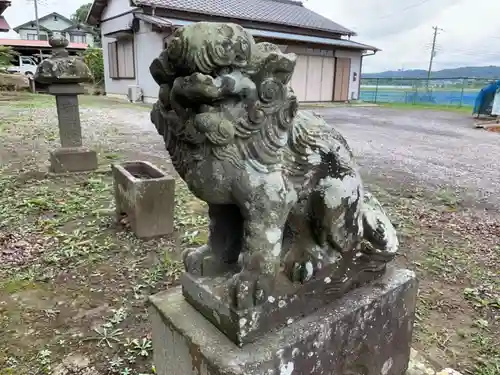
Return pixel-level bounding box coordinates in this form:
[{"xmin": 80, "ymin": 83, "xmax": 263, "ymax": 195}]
[{"xmin": 149, "ymin": 22, "xmax": 299, "ymax": 156}]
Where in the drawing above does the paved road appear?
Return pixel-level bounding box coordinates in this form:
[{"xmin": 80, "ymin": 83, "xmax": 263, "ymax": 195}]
[{"xmin": 313, "ymin": 107, "xmax": 499, "ymax": 208}]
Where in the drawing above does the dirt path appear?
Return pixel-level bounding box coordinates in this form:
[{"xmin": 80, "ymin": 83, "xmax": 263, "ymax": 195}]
[{"xmin": 0, "ymin": 95, "xmax": 498, "ymax": 375}]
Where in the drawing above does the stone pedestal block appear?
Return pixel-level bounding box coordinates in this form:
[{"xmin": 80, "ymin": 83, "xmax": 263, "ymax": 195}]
[
  {"xmin": 181, "ymin": 259, "xmax": 387, "ymax": 346},
  {"xmin": 49, "ymin": 147, "xmax": 98, "ymax": 173},
  {"xmin": 112, "ymin": 161, "xmax": 175, "ymax": 238},
  {"xmin": 149, "ymin": 268, "xmax": 418, "ymax": 375}
]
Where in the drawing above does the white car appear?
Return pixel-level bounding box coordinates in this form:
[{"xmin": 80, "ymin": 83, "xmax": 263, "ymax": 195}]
[{"xmin": 6, "ymin": 55, "xmax": 39, "ymax": 77}]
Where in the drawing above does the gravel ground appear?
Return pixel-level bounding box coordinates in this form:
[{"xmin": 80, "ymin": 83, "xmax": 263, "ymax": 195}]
[
  {"xmin": 314, "ymin": 107, "xmax": 499, "ymax": 210},
  {"xmin": 2, "ymin": 98, "xmax": 498, "ymax": 373},
  {"xmin": 78, "ymin": 104, "xmax": 498, "ymax": 209},
  {"xmin": 11, "ymin": 103, "xmax": 498, "ymax": 209}
]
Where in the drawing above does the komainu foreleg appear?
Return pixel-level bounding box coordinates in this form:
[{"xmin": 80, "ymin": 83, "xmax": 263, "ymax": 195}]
[
  {"xmin": 183, "ymin": 203, "xmax": 243, "ymax": 276},
  {"xmin": 226, "ymin": 178, "xmax": 292, "ymax": 309}
]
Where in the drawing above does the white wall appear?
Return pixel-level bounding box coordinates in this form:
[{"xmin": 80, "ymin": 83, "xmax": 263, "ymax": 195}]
[
  {"xmin": 101, "ymin": 16, "xmax": 164, "ymax": 101},
  {"xmin": 135, "ymin": 21, "xmax": 165, "ymax": 103},
  {"xmin": 102, "ymin": 0, "xmax": 138, "ymax": 19},
  {"xmin": 335, "ymin": 50, "xmax": 362, "ymax": 100},
  {"xmin": 99, "ymin": 0, "xmax": 166, "ymax": 101}
]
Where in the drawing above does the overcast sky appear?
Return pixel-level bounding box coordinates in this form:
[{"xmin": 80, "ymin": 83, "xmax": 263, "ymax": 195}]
[{"xmin": 3, "ymin": 0, "xmax": 500, "ymax": 73}]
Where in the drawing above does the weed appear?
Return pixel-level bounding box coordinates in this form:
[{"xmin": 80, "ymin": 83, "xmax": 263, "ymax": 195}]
[
  {"xmin": 108, "ymin": 356, "xmax": 125, "ymax": 374},
  {"xmin": 36, "ymin": 349, "xmax": 52, "ymax": 374},
  {"xmin": 86, "ymin": 327, "xmax": 124, "ymax": 348},
  {"xmin": 132, "ymin": 284, "xmax": 146, "ymax": 300},
  {"xmin": 124, "ymin": 338, "xmax": 153, "ymax": 358},
  {"xmin": 104, "ymin": 307, "xmax": 128, "ymax": 328},
  {"xmin": 435, "ymin": 188, "xmax": 461, "ymax": 208},
  {"xmin": 42, "ymin": 309, "xmax": 60, "ymax": 319},
  {"xmin": 143, "ymin": 263, "xmax": 165, "ymax": 288},
  {"xmin": 464, "ymin": 286, "xmax": 500, "ymax": 310},
  {"xmin": 163, "ymin": 254, "xmax": 183, "ymax": 281},
  {"xmin": 474, "ymin": 361, "xmax": 500, "ymax": 375}
]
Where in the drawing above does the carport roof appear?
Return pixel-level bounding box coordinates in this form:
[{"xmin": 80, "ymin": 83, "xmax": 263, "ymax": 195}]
[{"xmin": 0, "ymin": 38, "xmax": 88, "ymax": 49}]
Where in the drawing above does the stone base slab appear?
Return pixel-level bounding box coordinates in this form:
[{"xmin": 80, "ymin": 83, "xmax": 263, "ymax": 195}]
[
  {"xmin": 149, "ymin": 267, "xmax": 418, "ymax": 375},
  {"xmin": 49, "ymin": 147, "xmax": 98, "ymax": 173}
]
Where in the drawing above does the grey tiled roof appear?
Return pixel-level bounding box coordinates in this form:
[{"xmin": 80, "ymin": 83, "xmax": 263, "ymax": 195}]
[{"xmin": 134, "ymin": 0, "xmax": 354, "ymax": 35}]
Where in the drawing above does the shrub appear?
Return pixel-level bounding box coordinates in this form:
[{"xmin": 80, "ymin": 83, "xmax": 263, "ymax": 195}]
[
  {"xmin": 83, "ymin": 47, "xmax": 104, "ymax": 85},
  {"xmin": 0, "ymin": 46, "xmax": 19, "ymax": 70}
]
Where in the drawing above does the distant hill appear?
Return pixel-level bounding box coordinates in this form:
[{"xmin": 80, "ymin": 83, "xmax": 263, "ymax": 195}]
[{"xmin": 362, "ymin": 66, "xmax": 500, "ymax": 79}]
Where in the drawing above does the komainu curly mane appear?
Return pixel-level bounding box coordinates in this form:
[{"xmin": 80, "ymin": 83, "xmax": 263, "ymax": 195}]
[{"xmin": 149, "ymin": 22, "xmax": 399, "ymax": 310}]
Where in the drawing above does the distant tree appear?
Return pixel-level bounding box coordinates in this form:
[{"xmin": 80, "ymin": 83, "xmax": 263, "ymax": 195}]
[
  {"xmin": 71, "ymin": 3, "xmax": 101, "ymax": 47},
  {"xmin": 71, "ymin": 2, "xmax": 92, "ymax": 24}
]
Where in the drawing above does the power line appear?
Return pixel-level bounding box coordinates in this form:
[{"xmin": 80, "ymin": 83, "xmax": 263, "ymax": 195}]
[{"xmin": 376, "ymin": 0, "xmax": 435, "ymax": 20}]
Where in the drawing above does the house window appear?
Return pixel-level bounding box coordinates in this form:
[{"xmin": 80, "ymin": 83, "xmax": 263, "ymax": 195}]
[
  {"xmin": 27, "ymin": 33, "xmax": 37, "ymax": 40},
  {"xmin": 108, "ymin": 39, "xmax": 135, "ymax": 79},
  {"xmin": 70, "ymin": 34, "xmax": 86, "ymax": 44},
  {"xmin": 39, "ymin": 34, "xmax": 48, "ymax": 41}
]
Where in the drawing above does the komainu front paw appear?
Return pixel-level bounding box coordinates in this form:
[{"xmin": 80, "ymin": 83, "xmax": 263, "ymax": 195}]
[
  {"xmin": 284, "ymin": 258, "xmax": 317, "ymax": 284},
  {"xmin": 226, "ymin": 271, "xmax": 274, "ymax": 310},
  {"xmin": 283, "ymin": 249, "xmax": 342, "ymax": 284},
  {"xmin": 361, "ymin": 192, "xmax": 399, "ymax": 260},
  {"xmin": 182, "ymin": 244, "xmax": 218, "ymax": 276},
  {"xmin": 182, "ymin": 245, "xmax": 237, "ymax": 276}
]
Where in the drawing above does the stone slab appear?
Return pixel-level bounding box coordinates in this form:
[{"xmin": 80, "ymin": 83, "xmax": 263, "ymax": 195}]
[
  {"xmin": 181, "ymin": 254, "xmax": 388, "ymax": 346},
  {"xmin": 48, "ymin": 83, "xmax": 86, "ymax": 95},
  {"xmin": 49, "ymin": 147, "xmax": 98, "ymax": 173},
  {"xmin": 55, "ymin": 94, "xmax": 83, "ymax": 148},
  {"xmin": 112, "ymin": 161, "xmax": 175, "ymax": 238},
  {"xmin": 150, "ymin": 267, "xmax": 418, "ymax": 375}
]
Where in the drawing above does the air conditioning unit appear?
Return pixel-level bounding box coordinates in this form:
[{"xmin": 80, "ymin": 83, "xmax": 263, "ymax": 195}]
[{"xmin": 127, "ymin": 85, "xmax": 143, "ymax": 102}]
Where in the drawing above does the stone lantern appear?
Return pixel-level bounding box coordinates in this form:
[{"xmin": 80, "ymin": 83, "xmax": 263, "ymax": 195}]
[{"xmin": 35, "ymin": 36, "xmax": 98, "ymax": 173}]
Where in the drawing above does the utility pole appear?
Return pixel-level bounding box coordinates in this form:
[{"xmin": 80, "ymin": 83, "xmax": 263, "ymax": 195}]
[
  {"xmin": 427, "ymin": 26, "xmax": 443, "ymax": 87},
  {"xmin": 33, "ymin": 0, "xmax": 40, "ymax": 40}
]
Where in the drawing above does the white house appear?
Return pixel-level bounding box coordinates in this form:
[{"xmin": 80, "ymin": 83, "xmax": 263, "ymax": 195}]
[
  {"xmin": 87, "ymin": 0, "xmax": 379, "ymax": 104},
  {"xmin": 13, "ymin": 12, "xmax": 96, "ymax": 46}
]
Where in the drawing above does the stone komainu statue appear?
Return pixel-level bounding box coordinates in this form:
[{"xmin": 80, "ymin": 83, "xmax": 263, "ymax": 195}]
[{"xmin": 149, "ymin": 22, "xmax": 398, "ymax": 309}]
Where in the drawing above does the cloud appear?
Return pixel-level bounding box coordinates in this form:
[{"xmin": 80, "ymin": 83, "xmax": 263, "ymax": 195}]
[
  {"xmin": 3, "ymin": 0, "xmax": 500, "ymax": 73},
  {"xmin": 307, "ymin": 0, "xmax": 500, "ymax": 72}
]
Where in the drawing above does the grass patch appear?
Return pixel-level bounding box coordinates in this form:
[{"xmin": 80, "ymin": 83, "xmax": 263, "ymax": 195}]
[
  {"xmin": 364, "ymin": 179, "xmax": 499, "ymax": 373},
  {"xmin": 379, "ymin": 102, "xmax": 474, "ymax": 114},
  {"xmin": 0, "ymin": 92, "xmax": 152, "ymax": 111},
  {"xmin": 0, "ymin": 170, "xmax": 206, "ymax": 374}
]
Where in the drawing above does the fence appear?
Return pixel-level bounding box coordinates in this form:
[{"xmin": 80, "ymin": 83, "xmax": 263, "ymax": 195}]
[{"xmin": 359, "ymin": 77, "xmax": 492, "ymax": 107}]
